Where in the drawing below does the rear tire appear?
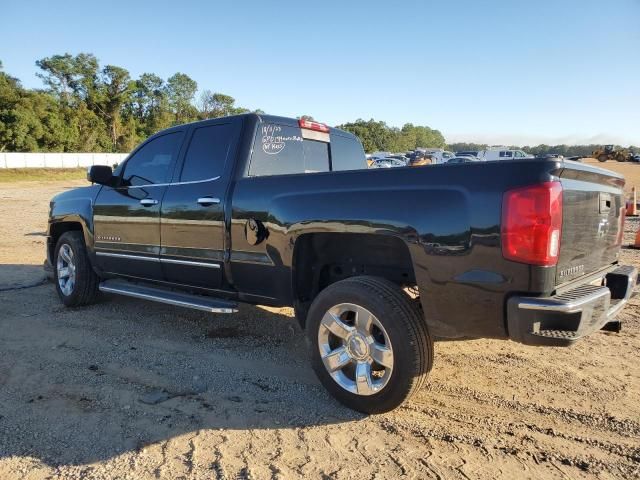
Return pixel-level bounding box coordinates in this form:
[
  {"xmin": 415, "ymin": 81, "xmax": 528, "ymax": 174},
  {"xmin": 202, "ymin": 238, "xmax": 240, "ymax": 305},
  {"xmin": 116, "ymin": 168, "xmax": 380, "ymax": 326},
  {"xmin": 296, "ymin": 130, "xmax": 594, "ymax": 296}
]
[
  {"xmin": 306, "ymin": 276, "xmax": 433, "ymax": 413},
  {"xmin": 54, "ymin": 231, "xmax": 100, "ymax": 306},
  {"xmin": 598, "ymin": 154, "xmax": 608, "ymax": 163}
]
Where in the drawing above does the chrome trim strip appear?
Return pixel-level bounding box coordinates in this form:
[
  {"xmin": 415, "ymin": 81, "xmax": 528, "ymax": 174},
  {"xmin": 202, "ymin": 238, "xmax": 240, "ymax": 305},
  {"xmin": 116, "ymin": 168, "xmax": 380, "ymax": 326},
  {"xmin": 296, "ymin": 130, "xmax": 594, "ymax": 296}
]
[
  {"xmin": 96, "ymin": 252, "xmax": 160, "ymax": 262},
  {"xmin": 518, "ymin": 287, "xmax": 610, "ymax": 313},
  {"xmin": 160, "ymin": 257, "xmax": 221, "ymax": 269},
  {"xmin": 98, "ymin": 284, "xmax": 236, "ymax": 313},
  {"xmin": 121, "ymin": 176, "xmax": 221, "ymax": 189},
  {"xmin": 96, "ymin": 251, "xmax": 221, "ymax": 269}
]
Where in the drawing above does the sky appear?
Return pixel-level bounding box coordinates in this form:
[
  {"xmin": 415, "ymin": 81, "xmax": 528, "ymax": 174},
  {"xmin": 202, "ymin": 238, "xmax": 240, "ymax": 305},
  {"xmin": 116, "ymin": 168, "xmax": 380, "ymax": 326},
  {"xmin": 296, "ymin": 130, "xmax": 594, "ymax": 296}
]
[{"xmin": 2, "ymin": 0, "xmax": 639, "ymax": 146}]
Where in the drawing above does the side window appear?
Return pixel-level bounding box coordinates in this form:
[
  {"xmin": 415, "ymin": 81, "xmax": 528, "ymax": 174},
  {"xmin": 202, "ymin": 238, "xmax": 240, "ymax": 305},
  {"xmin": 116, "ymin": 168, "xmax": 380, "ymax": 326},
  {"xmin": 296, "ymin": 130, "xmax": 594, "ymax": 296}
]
[
  {"xmin": 180, "ymin": 124, "xmax": 234, "ymax": 182},
  {"xmin": 122, "ymin": 132, "xmax": 182, "ymax": 186},
  {"xmin": 249, "ymin": 123, "xmax": 330, "ymax": 176},
  {"xmin": 331, "ymin": 135, "xmax": 367, "ymax": 171}
]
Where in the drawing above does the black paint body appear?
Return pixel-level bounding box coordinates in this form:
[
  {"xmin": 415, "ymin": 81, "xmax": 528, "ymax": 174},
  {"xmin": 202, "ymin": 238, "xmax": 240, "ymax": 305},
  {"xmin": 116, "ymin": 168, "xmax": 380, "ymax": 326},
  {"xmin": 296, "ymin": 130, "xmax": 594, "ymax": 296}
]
[{"xmin": 47, "ymin": 114, "xmax": 627, "ymax": 340}]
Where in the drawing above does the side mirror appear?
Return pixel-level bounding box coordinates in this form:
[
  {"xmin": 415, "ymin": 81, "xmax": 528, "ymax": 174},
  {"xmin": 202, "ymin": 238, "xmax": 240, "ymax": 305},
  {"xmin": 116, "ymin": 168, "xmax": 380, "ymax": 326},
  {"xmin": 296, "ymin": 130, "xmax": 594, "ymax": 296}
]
[{"xmin": 87, "ymin": 165, "xmax": 114, "ymax": 185}]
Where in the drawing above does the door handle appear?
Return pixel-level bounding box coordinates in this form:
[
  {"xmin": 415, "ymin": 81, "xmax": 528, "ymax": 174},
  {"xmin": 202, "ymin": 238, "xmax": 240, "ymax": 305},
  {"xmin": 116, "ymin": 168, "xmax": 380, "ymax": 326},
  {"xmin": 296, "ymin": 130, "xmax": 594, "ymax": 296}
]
[
  {"xmin": 140, "ymin": 199, "xmax": 158, "ymax": 206},
  {"xmin": 197, "ymin": 197, "xmax": 221, "ymax": 206}
]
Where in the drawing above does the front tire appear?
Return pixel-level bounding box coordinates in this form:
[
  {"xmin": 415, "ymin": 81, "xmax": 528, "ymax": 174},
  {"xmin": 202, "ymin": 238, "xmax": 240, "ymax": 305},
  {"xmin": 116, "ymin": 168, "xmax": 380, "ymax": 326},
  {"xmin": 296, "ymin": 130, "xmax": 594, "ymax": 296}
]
[
  {"xmin": 54, "ymin": 231, "xmax": 100, "ymax": 306},
  {"xmin": 306, "ymin": 276, "xmax": 433, "ymax": 414}
]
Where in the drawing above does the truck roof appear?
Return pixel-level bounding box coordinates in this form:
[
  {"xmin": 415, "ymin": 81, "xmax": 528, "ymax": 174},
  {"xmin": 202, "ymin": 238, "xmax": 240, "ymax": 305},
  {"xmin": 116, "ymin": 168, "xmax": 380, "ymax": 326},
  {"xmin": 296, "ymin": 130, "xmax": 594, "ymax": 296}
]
[{"xmin": 162, "ymin": 113, "xmax": 357, "ymax": 140}]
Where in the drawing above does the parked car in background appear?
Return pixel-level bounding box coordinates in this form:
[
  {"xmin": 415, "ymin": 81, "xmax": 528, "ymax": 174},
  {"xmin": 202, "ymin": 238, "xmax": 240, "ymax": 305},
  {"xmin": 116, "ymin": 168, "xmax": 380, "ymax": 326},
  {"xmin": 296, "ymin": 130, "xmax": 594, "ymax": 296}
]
[
  {"xmin": 477, "ymin": 147, "xmax": 534, "ymax": 161},
  {"xmin": 455, "ymin": 151, "xmax": 479, "ymax": 158},
  {"xmin": 370, "ymin": 151, "xmax": 392, "ymax": 160},
  {"xmin": 447, "ymin": 157, "xmax": 476, "ymax": 164},
  {"xmin": 387, "ymin": 154, "xmax": 410, "ymax": 165},
  {"xmin": 417, "ymin": 148, "xmax": 456, "ymax": 164},
  {"xmin": 369, "ymin": 157, "xmax": 406, "ymax": 168}
]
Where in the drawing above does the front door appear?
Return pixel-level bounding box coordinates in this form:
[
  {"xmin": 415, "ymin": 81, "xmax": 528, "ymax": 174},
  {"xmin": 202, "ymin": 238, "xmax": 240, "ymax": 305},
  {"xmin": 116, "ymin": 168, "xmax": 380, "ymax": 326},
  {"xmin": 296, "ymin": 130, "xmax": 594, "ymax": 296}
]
[
  {"xmin": 93, "ymin": 130, "xmax": 184, "ymax": 280},
  {"xmin": 160, "ymin": 120, "xmax": 241, "ymax": 289}
]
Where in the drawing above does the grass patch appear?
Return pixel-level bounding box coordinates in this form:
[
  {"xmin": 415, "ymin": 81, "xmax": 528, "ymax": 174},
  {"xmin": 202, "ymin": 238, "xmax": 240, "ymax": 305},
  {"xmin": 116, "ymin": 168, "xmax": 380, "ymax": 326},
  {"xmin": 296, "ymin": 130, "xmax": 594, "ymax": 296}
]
[{"xmin": 0, "ymin": 168, "xmax": 87, "ymax": 183}]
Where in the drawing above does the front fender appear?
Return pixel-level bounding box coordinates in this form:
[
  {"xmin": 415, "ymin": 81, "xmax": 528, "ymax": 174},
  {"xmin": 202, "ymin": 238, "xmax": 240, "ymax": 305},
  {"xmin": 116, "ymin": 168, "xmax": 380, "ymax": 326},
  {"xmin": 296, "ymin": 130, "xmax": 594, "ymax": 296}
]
[{"xmin": 48, "ymin": 185, "xmax": 101, "ymax": 256}]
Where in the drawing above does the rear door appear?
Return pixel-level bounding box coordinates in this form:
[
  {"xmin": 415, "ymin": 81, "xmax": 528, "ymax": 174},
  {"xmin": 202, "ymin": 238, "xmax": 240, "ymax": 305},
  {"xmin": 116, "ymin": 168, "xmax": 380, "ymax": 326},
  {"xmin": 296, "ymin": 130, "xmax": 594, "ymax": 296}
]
[
  {"xmin": 556, "ymin": 164, "xmax": 625, "ymax": 285},
  {"xmin": 93, "ymin": 131, "xmax": 183, "ymax": 280},
  {"xmin": 160, "ymin": 118, "xmax": 241, "ymax": 289}
]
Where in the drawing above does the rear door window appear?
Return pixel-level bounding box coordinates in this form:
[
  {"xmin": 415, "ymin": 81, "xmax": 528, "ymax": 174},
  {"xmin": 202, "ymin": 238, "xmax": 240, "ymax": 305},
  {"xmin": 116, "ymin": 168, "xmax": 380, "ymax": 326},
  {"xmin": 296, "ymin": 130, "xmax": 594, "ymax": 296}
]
[
  {"xmin": 249, "ymin": 123, "xmax": 330, "ymax": 176},
  {"xmin": 180, "ymin": 123, "xmax": 235, "ymax": 182}
]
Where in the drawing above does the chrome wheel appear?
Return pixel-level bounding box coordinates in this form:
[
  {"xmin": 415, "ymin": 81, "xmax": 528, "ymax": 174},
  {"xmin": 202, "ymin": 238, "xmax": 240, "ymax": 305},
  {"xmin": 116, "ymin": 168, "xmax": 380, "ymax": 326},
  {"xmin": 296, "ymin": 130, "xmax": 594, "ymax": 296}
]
[
  {"xmin": 56, "ymin": 243, "xmax": 76, "ymax": 296},
  {"xmin": 318, "ymin": 303, "xmax": 393, "ymax": 396}
]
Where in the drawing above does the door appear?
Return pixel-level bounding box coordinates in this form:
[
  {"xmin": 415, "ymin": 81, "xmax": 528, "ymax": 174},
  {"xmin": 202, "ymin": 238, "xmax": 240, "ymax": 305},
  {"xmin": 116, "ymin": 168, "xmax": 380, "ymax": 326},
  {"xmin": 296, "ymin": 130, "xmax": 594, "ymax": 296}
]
[
  {"xmin": 93, "ymin": 131, "xmax": 184, "ymax": 280},
  {"xmin": 160, "ymin": 120, "xmax": 241, "ymax": 289}
]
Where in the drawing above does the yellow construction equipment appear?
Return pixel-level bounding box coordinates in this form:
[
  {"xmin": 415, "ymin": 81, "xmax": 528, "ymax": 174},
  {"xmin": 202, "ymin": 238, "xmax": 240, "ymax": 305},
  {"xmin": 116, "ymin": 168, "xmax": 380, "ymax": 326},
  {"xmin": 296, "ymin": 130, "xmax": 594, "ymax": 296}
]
[{"xmin": 592, "ymin": 145, "xmax": 633, "ymax": 163}]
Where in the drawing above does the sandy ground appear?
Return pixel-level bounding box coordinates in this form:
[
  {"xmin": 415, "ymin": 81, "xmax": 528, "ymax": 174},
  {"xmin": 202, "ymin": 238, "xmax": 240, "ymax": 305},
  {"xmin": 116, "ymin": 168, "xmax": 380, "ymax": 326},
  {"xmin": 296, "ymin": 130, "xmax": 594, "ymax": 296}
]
[{"xmin": 0, "ymin": 160, "xmax": 639, "ymax": 479}]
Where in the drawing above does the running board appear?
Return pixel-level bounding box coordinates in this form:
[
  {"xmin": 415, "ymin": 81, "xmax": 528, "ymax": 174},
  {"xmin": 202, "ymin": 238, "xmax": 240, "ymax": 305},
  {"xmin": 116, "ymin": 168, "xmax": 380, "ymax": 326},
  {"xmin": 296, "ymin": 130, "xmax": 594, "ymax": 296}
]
[{"xmin": 99, "ymin": 279, "xmax": 238, "ymax": 313}]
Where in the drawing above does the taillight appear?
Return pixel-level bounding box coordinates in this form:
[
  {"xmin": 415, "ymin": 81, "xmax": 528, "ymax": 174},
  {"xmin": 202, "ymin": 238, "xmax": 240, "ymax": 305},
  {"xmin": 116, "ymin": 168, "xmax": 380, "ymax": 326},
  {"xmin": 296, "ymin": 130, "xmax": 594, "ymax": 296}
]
[
  {"xmin": 298, "ymin": 119, "xmax": 330, "ymax": 133},
  {"xmin": 501, "ymin": 181, "xmax": 563, "ymax": 266}
]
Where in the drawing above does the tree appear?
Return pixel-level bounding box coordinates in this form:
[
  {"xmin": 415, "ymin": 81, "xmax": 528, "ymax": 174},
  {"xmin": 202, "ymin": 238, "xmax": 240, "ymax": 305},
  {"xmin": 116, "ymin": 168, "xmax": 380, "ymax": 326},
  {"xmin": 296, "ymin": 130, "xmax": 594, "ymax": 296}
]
[
  {"xmin": 95, "ymin": 65, "xmax": 133, "ymax": 151},
  {"xmin": 35, "ymin": 53, "xmax": 100, "ymax": 106},
  {"xmin": 337, "ymin": 119, "xmax": 445, "ymax": 153},
  {"xmin": 166, "ymin": 73, "xmax": 198, "ymax": 124},
  {"xmin": 198, "ymin": 91, "xmax": 247, "ymax": 119}
]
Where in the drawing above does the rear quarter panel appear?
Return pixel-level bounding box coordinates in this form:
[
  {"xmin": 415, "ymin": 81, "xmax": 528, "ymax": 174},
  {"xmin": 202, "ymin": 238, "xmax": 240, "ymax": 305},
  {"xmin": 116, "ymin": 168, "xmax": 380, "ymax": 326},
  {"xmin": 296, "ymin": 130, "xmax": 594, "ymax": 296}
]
[{"xmin": 229, "ymin": 161, "xmax": 564, "ymax": 338}]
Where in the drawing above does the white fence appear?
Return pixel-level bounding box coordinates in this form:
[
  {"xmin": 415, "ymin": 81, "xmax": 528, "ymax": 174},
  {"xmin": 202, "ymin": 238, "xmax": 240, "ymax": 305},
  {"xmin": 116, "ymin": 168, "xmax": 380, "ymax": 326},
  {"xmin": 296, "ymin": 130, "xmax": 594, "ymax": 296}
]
[{"xmin": 0, "ymin": 153, "xmax": 129, "ymax": 169}]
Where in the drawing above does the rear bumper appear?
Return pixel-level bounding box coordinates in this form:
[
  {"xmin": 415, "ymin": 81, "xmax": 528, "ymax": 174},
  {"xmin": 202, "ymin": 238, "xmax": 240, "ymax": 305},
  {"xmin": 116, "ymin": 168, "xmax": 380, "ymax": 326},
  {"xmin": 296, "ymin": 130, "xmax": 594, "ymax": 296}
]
[{"xmin": 507, "ymin": 265, "xmax": 637, "ymax": 346}]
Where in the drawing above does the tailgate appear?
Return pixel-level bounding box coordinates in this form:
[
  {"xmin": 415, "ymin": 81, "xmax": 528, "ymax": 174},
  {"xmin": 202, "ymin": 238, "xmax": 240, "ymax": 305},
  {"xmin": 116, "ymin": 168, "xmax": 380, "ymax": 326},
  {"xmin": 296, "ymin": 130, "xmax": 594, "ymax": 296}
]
[{"xmin": 556, "ymin": 162, "xmax": 625, "ymax": 285}]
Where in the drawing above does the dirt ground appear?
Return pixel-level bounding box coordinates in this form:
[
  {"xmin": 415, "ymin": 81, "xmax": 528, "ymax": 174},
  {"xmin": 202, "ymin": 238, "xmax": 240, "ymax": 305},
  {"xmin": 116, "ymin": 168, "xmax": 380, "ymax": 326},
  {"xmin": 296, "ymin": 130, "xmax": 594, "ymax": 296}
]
[{"xmin": 0, "ymin": 159, "xmax": 639, "ymax": 479}]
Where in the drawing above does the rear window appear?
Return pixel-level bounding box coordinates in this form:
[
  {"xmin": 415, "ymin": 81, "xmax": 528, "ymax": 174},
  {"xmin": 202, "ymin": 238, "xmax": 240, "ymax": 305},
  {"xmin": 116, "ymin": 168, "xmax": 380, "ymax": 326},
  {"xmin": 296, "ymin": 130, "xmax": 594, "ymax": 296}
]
[
  {"xmin": 249, "ymin": 123, "xmax": 330, "ymax": 176},
  {"xmin": 330, "ymin": 135, "xmax": 367, "ymax": 171},
  {"xmin": 249, "ymin": 123, "xmax": 366, "ymax": 176}
]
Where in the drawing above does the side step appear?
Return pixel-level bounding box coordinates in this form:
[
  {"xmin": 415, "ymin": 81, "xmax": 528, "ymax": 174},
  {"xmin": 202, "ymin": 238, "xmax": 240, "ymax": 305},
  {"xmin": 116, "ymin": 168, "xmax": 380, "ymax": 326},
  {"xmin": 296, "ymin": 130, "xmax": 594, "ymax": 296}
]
[{"xmin": 99, "ymin": 279, "xmax": 238, "ymax": 313}]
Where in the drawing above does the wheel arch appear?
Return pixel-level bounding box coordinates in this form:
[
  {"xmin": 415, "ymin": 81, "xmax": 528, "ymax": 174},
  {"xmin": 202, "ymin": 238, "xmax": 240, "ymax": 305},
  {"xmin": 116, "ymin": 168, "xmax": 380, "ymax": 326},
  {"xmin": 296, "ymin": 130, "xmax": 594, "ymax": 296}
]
[
  {"xmin": 291, "ymin": 232, "xmax": 417, "ymax": 327},
  {"xmin": 48, "ymin": 217, "xmax": 92, "ymax": 266}
]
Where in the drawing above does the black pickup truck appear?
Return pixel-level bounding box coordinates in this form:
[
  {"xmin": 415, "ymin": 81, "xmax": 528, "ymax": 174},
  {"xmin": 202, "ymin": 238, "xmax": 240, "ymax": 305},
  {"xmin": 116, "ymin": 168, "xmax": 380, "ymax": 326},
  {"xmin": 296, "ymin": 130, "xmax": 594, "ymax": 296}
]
[{"xmin": 46, "ymin": 113, "xmax": 637, "ymax": 413}]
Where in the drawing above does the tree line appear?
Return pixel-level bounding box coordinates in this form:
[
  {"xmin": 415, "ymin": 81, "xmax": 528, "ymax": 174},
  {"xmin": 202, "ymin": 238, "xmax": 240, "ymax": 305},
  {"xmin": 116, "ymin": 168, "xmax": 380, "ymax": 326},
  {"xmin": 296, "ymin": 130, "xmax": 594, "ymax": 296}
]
[
  {"xmin": 449, "ymin": 142, "xmax": 639, "ymax": 157},
  {"xmin": 0, "ymin": 54, "xmax": 254, "ymax": 153},
  {"xmin": 0, "ymin": 54, "xmax": 636, "ymax": 155},
  {"xmin": 335, "ymin": 119, "xmax": 446, "ymax": 153}
]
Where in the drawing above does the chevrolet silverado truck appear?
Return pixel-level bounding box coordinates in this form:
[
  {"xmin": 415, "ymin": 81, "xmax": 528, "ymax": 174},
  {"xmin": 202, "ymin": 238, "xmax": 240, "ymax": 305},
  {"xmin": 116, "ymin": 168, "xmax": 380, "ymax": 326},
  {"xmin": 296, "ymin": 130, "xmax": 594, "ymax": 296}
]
[{"xmin": 46, "ymin": 113, "xmax": 637, "ymax": 413}]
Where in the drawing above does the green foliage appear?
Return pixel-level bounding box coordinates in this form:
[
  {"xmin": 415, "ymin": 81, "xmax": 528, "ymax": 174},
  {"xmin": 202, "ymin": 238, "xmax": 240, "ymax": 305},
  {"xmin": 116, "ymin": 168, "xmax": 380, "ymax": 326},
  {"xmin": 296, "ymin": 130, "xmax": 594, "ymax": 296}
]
[
  {"xmin": 0, "ymin": 54, "xmax": 256, "ymax": 153},
  {"xmin": 337, "ymin": 119, "xmax": 446, "ymax": 153}
]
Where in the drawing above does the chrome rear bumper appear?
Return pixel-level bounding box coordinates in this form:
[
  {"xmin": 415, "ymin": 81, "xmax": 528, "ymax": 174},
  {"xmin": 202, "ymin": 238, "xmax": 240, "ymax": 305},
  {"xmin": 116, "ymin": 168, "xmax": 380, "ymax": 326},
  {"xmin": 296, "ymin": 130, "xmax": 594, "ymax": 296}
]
[{"xmin": 507, "ymin": 265, "xmax": 637, "ymax": 346}]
